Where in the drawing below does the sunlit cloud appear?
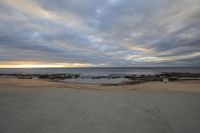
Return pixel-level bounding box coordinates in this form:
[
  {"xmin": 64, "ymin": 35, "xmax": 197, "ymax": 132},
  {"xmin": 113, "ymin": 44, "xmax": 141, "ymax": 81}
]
[
  {"xmin": 128, "ymin": 45, "xmax": 153, "ymax": 53},
  {"xmin": 128, "ymin": 52, "xmax": 200, "ymax": 63},
  {"xmin": 0, "ymin": 61, "xmax": 95, "ymax": 68},
  {"xmin": 4, "ymin": 0, "xmax": 52, "ymax": 19}
]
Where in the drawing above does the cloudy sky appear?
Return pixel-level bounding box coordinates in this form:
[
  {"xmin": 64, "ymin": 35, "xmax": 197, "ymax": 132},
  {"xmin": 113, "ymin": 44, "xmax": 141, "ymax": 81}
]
[{"xmin": 0, "ymin": 0, "xmax": 200, "ymax": 68}]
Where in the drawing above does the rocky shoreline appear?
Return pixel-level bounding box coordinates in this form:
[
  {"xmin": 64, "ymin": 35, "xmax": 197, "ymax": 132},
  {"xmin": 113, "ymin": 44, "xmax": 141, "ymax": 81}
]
[{"xmin": 1, "ymin": 72, "xmax": 200, "ymax": 85}]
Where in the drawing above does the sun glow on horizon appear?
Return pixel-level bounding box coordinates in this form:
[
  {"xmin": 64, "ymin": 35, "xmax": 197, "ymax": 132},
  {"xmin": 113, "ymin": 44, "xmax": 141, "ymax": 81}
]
[{"xmin": 0, "ymin": 62, "xmax": 95, "ymax": 68}]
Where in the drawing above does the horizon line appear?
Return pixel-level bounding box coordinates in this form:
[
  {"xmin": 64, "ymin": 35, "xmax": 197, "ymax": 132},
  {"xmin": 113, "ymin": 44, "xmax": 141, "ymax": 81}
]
[{"xmin": 0, "ymin": 66, "xmax": 200, "ymax": 69}]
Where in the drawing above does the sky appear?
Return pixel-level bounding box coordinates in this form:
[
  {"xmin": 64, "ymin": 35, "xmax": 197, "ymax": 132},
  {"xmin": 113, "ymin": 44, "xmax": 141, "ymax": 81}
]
[{"xmin": 0, "ymin": 0, "xmax": 200, "ymax": 68}]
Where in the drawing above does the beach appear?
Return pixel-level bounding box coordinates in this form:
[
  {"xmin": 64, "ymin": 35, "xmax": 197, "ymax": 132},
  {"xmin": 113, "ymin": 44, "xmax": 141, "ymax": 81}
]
[
  {"xmin": 0, "ymin": 77, "xmax": 200, "ymax": 133},
  {"xmin": 1, "ymin": 0, "xmax": 200, "ymax": 131},
  {"xmin": 0, "ymin": 77, "xmax": 200, "ymax": 92}
]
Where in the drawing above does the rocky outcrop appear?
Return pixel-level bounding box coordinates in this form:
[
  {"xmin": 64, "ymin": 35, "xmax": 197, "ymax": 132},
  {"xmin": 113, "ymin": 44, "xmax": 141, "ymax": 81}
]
[{"xmin": 1, "ymin": 72, "xmax": 200, "ymax": 85}]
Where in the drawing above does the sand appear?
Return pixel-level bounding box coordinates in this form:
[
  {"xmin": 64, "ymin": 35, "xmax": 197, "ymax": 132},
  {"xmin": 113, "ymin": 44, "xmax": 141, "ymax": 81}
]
[
  {"xmin": 0, "ymin": 77, "xmax": 200, "ymax": 92},
  {"xmin": 0, "ymin": 77, "xmax": 200, "ymax": 133}
]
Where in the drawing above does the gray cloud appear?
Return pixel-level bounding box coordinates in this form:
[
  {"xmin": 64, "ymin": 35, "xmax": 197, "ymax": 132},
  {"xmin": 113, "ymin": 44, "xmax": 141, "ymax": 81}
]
[{"xmin": 0, "ymin": 0, "xmax": 200, "ymax": 67}]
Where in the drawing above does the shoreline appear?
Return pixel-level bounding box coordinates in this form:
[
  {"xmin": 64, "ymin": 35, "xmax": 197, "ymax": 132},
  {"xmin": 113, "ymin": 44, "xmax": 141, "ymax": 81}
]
[
  {"xmin": 1, "ymin": 72, "xmax": 200, "ymax": 84},
  {"xmin": 0, "ymin": 76, "xmax": 200, "ymax": 92}
]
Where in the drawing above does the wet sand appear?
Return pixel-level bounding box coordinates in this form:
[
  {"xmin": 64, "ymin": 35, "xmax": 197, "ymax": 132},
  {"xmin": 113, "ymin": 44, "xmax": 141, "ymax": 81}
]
[{"xmin": 0, "ymin": 77, "xmax": 200, "ymax": 133}]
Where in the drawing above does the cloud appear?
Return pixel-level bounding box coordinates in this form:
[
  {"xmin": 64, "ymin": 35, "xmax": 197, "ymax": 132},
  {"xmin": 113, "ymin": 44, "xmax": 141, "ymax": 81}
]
[{"xmin": 0, "ymin": 0, "xmax": 200, "ymax": 67}]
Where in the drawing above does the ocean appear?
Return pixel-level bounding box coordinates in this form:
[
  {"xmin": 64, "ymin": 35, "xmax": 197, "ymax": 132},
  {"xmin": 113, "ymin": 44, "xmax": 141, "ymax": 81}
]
[{"xmin": 0, "ymin": 67, "xmax": 200, "ymax": 76}]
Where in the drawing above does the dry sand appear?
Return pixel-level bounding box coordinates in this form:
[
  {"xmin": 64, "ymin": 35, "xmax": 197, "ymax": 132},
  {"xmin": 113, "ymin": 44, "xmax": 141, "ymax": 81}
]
[
  {"xmin": 0, "ymin": 77, "xmax": 200, "ymax": 92},
  {"xmin": 0, "ymin": 77, "xmax": 200, "ymax": 133}
]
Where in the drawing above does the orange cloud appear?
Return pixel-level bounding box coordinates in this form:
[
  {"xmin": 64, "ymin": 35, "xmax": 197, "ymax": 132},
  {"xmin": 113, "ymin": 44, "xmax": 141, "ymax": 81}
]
[{"xmin": 0, "ymin": 61, "xmax": 95, "ymax": 68}]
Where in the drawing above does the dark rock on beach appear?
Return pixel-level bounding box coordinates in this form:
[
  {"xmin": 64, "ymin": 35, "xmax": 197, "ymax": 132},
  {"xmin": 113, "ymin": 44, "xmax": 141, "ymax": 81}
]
[{"xmin": 1, "ymin": 72, "xmax": 200, "ymax": 85}]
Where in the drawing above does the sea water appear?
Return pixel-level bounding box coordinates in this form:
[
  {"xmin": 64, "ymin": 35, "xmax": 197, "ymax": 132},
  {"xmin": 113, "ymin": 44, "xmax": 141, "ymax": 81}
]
[{"xmin": 0, "ymin": 67, "xmax": 199, "ymax": 75}]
